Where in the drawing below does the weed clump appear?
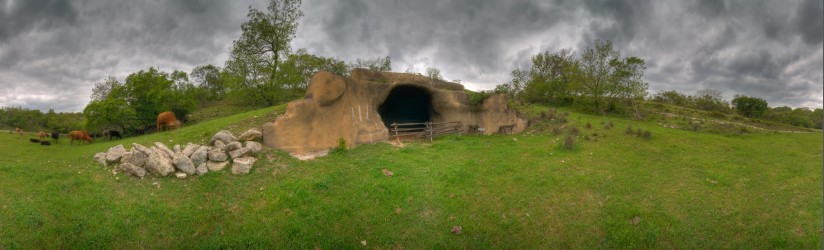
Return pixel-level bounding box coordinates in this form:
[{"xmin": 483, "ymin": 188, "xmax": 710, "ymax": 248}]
[
  {"xmin": 561, "ymin": 135, "xmax": 576, "ymax": 150},
  {"xmin": 636, "ymin": 128, "xmax": 643, "ymax": 137},
  {"xmin": 552, "ymin": 127, "xmax": 562, "ymax": 136},
  {"xmin": 331, "ymin": 137, "xmax": 347, "ymax": 154},
  {"xmin": 607, "ymin": 121, "xmax": 614, "ymax": 129},
  {"xmin": 586, "ymin": 122, "xmax": 592, "ymax": 129},
  {"xmin": 570, "ymin": 127, "xmax": 580, "ymax": 136},
  {"xmin": 643, "ymin": 131, "xmax": 652, "ymax": 140},
  {"xmin": 626, "ymin": 125, "xmax": 634, "ymax": 135}
]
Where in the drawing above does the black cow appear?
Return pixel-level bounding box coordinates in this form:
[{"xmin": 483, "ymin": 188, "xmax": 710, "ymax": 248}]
[
  {"xmin": 40, "ymin": 141, "xmax": 51, "ymax": 146},
  {"xmin": 104, "ymin": 130, "xmax": 122, "ymax": 141},
  {"xmin": 51, "ymin": 132, "xmax": 59, "ymax": 143}
]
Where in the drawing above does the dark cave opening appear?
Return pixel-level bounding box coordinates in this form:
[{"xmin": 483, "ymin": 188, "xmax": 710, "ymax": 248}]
[{"xmin": 378, "ymin": 85, "xmax": 433, "ymax": 128}]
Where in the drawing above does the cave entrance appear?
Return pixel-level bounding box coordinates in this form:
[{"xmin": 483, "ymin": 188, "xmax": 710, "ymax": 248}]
[{"xmin": 378, "ymin": 85, "xmax": 433, "ymax": 128}]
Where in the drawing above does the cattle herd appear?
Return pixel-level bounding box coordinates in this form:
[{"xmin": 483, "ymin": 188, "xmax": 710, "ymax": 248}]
[{"xmin": 11, "ymin": 111, "xmax": 182, "ymax": 146}]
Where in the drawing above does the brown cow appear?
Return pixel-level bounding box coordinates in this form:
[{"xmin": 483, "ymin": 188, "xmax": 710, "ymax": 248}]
[
  {"xmin": 37, "ymin": 131, "xmax": 48, "ymax": 141},
  {"xmin": 69, "ymin": 130, "xmax": 94, "ymax": 145},
  {"xmin": 15, "ymin": 128, "xmax": 22, "ymax": 138},
  {"xmin": 157, "ymin": 111, "xmax": 181, "ymax": 132}
]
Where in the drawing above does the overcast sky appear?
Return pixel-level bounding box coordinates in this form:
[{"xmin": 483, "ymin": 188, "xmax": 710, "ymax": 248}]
[{"xmin": 0, "ymin": 0, "xmax": 821, "ymax": 112}]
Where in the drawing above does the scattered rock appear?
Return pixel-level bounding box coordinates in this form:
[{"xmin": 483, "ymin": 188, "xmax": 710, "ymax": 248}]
[
  {"xmin": 121, "ymin": 150, "xmax": 148, "ymax": 168},
  {"xmin": 211, "ymin": 130, "xmax": 238, "ymax": 145},
  {"xmin": 207, "ymin": 160, "xmax": 229, "ymax": 172},
  {"xmin": 175, "ymin": 172, "xmax": 187, "ymax": 179},
  {"xmin": 451, "ymin": 225, "xmax": 463, "ymax": 235},
  {"xmin": 105, "ymin": 144, "xmax": 127, "ymax": 164},
  {"xmin": 145, "ymin": 150, "xmax": 175, "ymax": 177},
  {"xmin": 382, "ymin": 169, "xmax": 394, "ymax": 177},
  {"xmin": 225, "ymin": 141, "xmax": 242, "ymax": 152},
  {"xmin": 190, "ymin": 146, "xmax": 209, "ymax": 166},
  {"xmin": 172, "ymin": 152, "xmax": 196, "ymax": 175},
  {"xmin": 93, "ymin": 152, "xmax": 107, "ymax": 166},
  {"xmin": 237, "ymin": 128, "xmax": 262, "ymax": 141},
  {"xmin": 245, "ymin": 141, "xmax": 263, "ymax": 154},
  {"xmin": 207, "ymin": 148, "xmax": 228, "ymax": 162},
  {"xmin": 154, "ymin": 142, "xmax": 175, "ymax": 159},
  {"xmin": 360, "ymin": 240, "xmax": 367, "ymax": 246},
  {"xmin": 173, "ymin": 144, "xmax": 181, "ymax": 154},
  {"xmin": 630, "ymin": 216, "xmax": 641, "ymax": 225},
  {"xmin": 229, "ymin": 147, "xmax": 250, "ymax": 159},
  {"xmin": 213, "ymin": 140, "xmax": 226, "ymax": 149},
  {"xmin": 117, "ymin": 163, "xmax": 146, "ymax": 178},
  {"xmin": 231, "ymin": 156, "xmax": 256, "ymax": 175},
  {"xmin": 182, "ymin": 143, "xmax": 199, "ymax": 157},
  {"xmin": 195, "ymin": 163, "xmax": 208, "ymax": 176}
]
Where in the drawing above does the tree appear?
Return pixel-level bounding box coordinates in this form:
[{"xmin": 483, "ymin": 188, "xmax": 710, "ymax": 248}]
[
  {"xmin": 691, "ymin": 89, "xmax": 730, "ymax": 113},
  {"xmin": 522, "ymin": 49, "xmax": 576, "ymax": 104},
  {"xmin": 225, "ymin": 0, "xmax": 304, "ymax": 106},
  {"xmin": 191, "ymin": 64, "xmax": 225, "ymax": 100},
  {"xmin": 731, "ymin": 95, "xmax": 768, "ymax": 118},
  {"xmin": 278, "ymin": 48, "xmax": 349, "ymax": 97},
  {"xmin": 568, "ymin": 40, "xmax": 647, "ymax": 113},
  {"xmin": 350, "ymin": 56, "xmax": 392, "ymax": 72},
  {"xmin": 425, "ymin": 67, "xmax": 443, "ymax": 80},
  {"xmin": 90, "ymin": 76, "xmax": 121, "ymax": 101}
]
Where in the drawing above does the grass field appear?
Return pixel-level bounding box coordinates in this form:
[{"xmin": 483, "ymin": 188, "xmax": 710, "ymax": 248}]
[{"xmin": 0, "ymin": 105, "xmax": 821, "ymax": 248}]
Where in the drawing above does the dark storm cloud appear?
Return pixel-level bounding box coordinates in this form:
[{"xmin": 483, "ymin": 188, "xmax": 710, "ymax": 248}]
[{"xmin": 0, "ymin": 0, "xmax": 821, "ymax": 112}]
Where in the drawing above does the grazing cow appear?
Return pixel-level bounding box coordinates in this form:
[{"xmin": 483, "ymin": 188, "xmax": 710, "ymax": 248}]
[
  {"xmin": 40, "ymin": 141, "xmax": 51, "ymax": 146},
  {"xmin": 37, "ymin": 131, "xmax": 48, "ymax": 141},
  {"xmin": 103, "ymin": 130, "xmax": 122, "ymax": 141},
  {"xmin": 157, "ymin": 111, "xmax": 181, "ymax": 132},
  {"xmin": 51, "ymin": 132, "xmax": 60, "ymax": 143},
  {"xmin": 15, "ymin": 128, "xmax": 23, "ymax": 138},
  {"xmin": 69, "ymin": 130, "xmax": 94, "ymax": 145},
  {"xmin": 29, "ymin": 138, "xmax": 40, "ymax": 143}
]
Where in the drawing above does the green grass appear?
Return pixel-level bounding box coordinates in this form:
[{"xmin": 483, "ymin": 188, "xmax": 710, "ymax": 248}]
[{"xmin": 0, "ymin": 104, "xmax": 821, "ymax": 248}]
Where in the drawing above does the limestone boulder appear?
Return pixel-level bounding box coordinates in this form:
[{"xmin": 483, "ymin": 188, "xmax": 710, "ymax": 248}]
[
  {"xmin": 93, "ymin": 152, "xmax": 107, "ymax": 167},
  {"xmin": 207, "ymin": 148, "xmax": 228, "ymax": 162},
  {"xmin": 105, "ymin": 145, "xmax": 127, "ymax": 164},
  {"xmin": 229, "ymin": 147, "xmax": 250, "ymax": 159},
  {"xmin": 231, "ymin": 156, "xmax": 256, "ymax": 175},
  {"xmin": 195, "ymin": 163, "xmax": 208, "ymax": 176},
  {"xmin": 213, "ymin": 140, "xmax": 225, "ymax": 149},
  {"xmin": 225, "ymin": 141, "xmax": 242, "ymax": 152},
  {"xmin": 132, "ymin": 143, "xmax": 152, "ymax": 156},
  {"xmin": 207, "ymin": 161, "xmax": 229, "ymax": 172},
  {"xmin": 173, "ymin": 144, "xmax": 181, "ymax": 154},
  {"xmin": 182, "ymin": 143, "xmax": 199, "ymax": 157},
  {"xmin": 245, "ymin": 141, "xmax": 263, "ymax": 154},
  {"xmin": 145, "ymin": 150, "xmax": 175, "ymax": 177},
  {"xmin": 154, "ymin": 142, "xmax": 175, "ymax": 159},
  {"xmin": 190, "ymin": 146, "xmax": 209, "ymax": 167},
  {"xmin": 117, "ymin": 163, "xmax": 146, "ymax": 178},
  {"xmin": 172, "ymin": 152, "xmax": 196, "ymax": 175},
  {"xmin": 121, "ymin": 150, "xmax": 148, "ymax": 168},
  {"xmin": 211, "ymin": 130, "xmax": 238, "ymax": 146},
  {"xmin": 238, "ymin": 128, "xmax": 262, "ymax": 141},
  {"xmin": 175, "ymin": 172, "xmax": 188, "ymax": 179}
]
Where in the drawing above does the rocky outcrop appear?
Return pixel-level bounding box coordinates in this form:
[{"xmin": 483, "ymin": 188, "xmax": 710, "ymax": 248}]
[{"xmin": 262, "ymin": 69, "xmax": 527, "ymax": 156}]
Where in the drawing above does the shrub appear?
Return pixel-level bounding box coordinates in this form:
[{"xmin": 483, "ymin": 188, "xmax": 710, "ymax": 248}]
[
  {"xmin": 636, "ymin": 128, "xmax": 643, "ymax": 137},
  {"xmin": 561, "ymin": 134, "xmax": 576, "ymax": 150},
  {"xmin": 585, "ymin": 122, "xmax": 592, "ymax": 129},
  {"xmin": 570, "ymin": 127, "xmax": 580, "ymax": 136},
  {"xmin": 626, "ymin": 125, "xmax": 634, "ymax": 135},
  {"xmin": 331, "ymin": 137, "xmax": 347, "ymax": 154},
  {"xmin": 642, "ymin": 131, "xmax": 652, "ymax": 140}
]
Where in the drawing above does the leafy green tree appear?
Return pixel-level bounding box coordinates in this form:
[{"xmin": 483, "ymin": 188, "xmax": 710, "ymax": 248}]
[
  {"xmin": 651, "ymin": 90, "xmax": 689, "ymax": 106},
  {"xmin": 568, "ymin": 40, "xmax": 648, "ymax": 113},
  {"xmin": 225, "ymin": 0, "xmax": 304, "ymax": 106},
  {"xmin": 522, "ymin": 49, "xmax": 575, "ymax": 104},
  {"xmin": 690, "ymin": 89, "xmax": 730, "ymax": 113},
  {"xmin": 279, "ymin": 48, "xmax": 349, "ymax": 96},
  {"xmin": 191, "ymin": 64, "xmax": 225, "ymax": 100},
  {"xmin": 731, "ymin": 95, "xmax": 768, "ymax": 118}
]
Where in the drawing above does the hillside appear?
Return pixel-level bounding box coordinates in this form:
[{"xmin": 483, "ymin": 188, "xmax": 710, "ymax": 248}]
[{"xmin": 0, "ymin": 104, "xmax": 821, "ymax": 248}]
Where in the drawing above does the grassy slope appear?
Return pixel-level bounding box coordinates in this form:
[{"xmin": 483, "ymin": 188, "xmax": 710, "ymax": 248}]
[{"xmin": 0, "ymin": 105, "xmax": 821, "ymax": 248}]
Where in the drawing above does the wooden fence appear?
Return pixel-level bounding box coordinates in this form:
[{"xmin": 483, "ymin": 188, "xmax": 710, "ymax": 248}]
[{"xmin": 389, "ymin": 121, "xmax": 462, "ymax": 142}]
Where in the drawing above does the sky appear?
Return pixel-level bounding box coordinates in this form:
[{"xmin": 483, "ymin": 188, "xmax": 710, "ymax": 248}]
[{"xmin": 0, "ymin": 0, "xmax": 821, "ymax": 112}]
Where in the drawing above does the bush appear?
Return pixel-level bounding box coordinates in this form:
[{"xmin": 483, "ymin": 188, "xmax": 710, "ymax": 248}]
[
  {"xmin": 642, "ymin": 130, "xmax": 652, "ymax": 140},
  {"xmin": 561, "ymin": 134, "xmax": 576, "ymax": 150}
]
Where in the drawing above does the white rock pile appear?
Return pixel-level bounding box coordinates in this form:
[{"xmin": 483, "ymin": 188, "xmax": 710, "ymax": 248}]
[{"xmin": 93, "ymin": 129, "xmax": 263, "ymax": 179}]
